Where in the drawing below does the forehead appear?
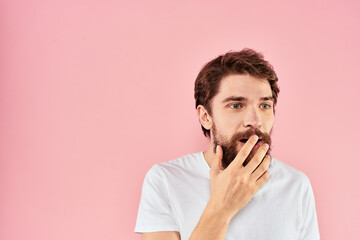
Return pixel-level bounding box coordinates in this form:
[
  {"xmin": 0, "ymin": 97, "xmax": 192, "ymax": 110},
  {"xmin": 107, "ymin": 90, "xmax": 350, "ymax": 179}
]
[{"xmin": 215, "ymin": 74, "xmax": 272, "ymax": 100}]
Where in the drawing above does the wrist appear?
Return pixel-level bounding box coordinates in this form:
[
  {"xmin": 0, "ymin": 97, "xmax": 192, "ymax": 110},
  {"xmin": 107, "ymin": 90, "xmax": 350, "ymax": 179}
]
[
  {"xmin": 189, "ymin": 199, "xmax": 232, "ymax": 240},
  {"xmin": 205, "ymin": 199, "xmax": 233, "ymax": 224}
]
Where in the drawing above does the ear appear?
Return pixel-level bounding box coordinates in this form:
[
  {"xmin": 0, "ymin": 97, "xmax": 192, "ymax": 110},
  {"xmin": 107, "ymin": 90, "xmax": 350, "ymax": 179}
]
[{"xmin": 196, "ymin": 105, "xmax": 213, "ymax": 131}]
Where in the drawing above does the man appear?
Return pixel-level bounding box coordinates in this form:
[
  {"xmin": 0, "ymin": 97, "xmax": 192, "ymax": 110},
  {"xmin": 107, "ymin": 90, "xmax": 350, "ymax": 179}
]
[{"xmin": 134, "ymin": 49, "xmax": 320, "ymax": 240}]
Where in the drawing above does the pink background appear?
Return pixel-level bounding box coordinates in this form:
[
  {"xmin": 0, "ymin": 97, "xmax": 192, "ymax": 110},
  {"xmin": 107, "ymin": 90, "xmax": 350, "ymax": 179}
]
[{"xmin": 1, "ymin": 0, "xmax": 359, "ymax": 239}]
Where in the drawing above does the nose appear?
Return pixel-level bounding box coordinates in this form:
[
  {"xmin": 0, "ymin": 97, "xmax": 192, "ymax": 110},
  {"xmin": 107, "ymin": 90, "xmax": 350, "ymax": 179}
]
[{"xmin": 243, "ymin": 106, "xmax": 262, "ymax": 129}]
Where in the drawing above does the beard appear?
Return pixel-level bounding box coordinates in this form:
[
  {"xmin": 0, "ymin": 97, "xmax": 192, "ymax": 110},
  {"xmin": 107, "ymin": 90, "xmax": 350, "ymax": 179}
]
[{"xmin": 212, "ymin": 125, "xmax": 272, "ymax": 169}]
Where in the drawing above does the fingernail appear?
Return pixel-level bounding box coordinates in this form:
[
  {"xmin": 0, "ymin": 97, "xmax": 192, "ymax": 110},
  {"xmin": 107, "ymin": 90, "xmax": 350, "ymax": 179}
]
[
  {"xmin": 252, "ymin": 135, "xmax": 259, "ymax": 141},
  {"xmin": 263, "ymin": 143, "xmax": 269, "ymax": 148}
]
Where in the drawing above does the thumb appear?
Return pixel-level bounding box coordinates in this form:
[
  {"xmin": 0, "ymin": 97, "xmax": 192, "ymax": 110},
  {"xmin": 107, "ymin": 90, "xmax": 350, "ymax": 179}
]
[{"xmin": 210, "ymin": 145, "xmax": 223, "ymax": 175}]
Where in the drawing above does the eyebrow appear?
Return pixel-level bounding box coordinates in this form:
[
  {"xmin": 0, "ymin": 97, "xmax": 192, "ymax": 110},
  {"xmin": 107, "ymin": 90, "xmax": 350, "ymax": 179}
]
[
  {"xmin": 260, "ymin": 96, "xmax": 274, "ymax": 101},
  {"xmin": 222, "ymin": 96, "xmax": 274, "ymax": 103}
]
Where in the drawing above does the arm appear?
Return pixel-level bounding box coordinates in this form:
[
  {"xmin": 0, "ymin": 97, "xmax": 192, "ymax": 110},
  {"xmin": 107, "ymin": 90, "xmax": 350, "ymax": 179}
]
[
  {"xmin": 143, "ymin": 231, "xmax": 181, "ymax": 240},
  {"xmin": 190, "ymin": 135, "xmax": 270, "ymax": 240},
  {"xmin": 298, "ymin": 177, "xmax": 320, "ymax": 240},
  {"xmin": 138, "ymin": 136, "xmax": 270, "ymax": 240}
]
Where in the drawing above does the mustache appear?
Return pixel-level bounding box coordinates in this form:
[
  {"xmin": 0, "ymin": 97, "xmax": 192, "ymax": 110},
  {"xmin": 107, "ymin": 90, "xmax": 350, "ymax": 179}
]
[{"xmin": 230, "ymin": 128, "xmax": 271, "ymax": 145}]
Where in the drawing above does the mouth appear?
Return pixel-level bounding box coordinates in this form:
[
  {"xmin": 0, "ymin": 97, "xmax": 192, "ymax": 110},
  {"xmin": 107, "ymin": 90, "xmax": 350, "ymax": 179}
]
[{"xmin": 239, "ymin": 137, "xmax": 262, "ymax": 144}]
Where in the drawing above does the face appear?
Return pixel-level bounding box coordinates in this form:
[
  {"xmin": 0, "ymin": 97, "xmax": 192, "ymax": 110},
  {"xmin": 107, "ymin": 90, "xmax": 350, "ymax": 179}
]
[{"xmin": 209, "ymin": 74, "xmax": 275, "ymax": 168}]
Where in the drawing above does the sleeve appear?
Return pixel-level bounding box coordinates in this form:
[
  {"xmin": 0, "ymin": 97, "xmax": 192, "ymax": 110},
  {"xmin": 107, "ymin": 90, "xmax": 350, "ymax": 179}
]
[
  {"xmin": 298, "ymin": 176, "xmax": 320, "ymax": 240},
  {"xmin": 134, "ymin": 165, "xmax": 179, "ymax": 233}
]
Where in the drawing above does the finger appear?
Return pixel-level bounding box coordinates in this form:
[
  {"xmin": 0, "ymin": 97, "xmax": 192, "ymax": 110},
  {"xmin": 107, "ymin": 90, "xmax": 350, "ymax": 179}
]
[
  {"xmin": 255, "ymin": 170, "xmax": 269, "ymax": 189},
  {"xmin": 244, "ymin": 143, "xmax": 269, "ymax": 173},
  {"xmin": 228, "ymin": 135, "xmax": 259, "ymax": 170},
  {"xmin": 210, "ymin": 145, "xmax": 223, "ymax": 176},
  {"xmin": 250, "ymin": 155, "xmax": 271, "ymax": 181}
]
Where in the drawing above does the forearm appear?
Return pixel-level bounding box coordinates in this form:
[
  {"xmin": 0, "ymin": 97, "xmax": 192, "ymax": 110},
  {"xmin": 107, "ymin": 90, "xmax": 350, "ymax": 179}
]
[
  {"xmin": 189, "ymin": 139, "xmax": 269, "ymax": 239},
  {"xmin": 189, "ymin": 202, "xmax": 232, "ymax": 240}
]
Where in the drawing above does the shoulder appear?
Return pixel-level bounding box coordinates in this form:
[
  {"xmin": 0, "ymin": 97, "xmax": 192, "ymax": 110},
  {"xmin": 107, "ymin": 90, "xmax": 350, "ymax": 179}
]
[
  {"xmin": 270, "ymin": 157, "xmax": 312, "ymax": 190},
  {"xmin": 145, "ymin": 152, "xmax": 207, "ymax": 181},
  {"xmin": 271, "ymin": 157, "xmax": 309, "ymax": 180}
]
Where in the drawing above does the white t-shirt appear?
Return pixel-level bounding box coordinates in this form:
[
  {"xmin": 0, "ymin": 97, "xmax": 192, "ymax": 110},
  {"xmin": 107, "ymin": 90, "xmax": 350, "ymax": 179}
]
[{"xmin": 135, "ymin": 152, "xmax": 320, "ymax": 240}]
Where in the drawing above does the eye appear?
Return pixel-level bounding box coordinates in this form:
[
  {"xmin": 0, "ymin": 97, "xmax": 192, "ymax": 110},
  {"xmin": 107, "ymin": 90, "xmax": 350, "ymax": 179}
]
[
  {"xmin": 229, "ymin": 103, "xmax": 242, "ymax": 109},
  {"xmin": 260, "ymin": 103, "xmax": 272, "ymax": 109}
]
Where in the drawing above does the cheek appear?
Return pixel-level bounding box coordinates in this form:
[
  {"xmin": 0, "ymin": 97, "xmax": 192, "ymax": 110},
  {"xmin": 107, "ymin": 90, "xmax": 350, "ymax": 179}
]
[
  {"xmin": 219, "ymin": 111, "xmax": 243, "ymax": 126},
  {"xmin": 214, "ymin": 117, "xmax": 239, "ymax": 137},
  {"xmin": 263, "ymin": 116, "xmax": 274, "ymax": 133}
]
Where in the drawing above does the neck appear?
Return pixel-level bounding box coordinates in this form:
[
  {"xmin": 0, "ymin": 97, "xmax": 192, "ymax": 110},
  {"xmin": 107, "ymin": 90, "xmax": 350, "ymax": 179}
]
[{"xmin": 203, "ymin": 140, "xmax": 216, "ymax": 168}]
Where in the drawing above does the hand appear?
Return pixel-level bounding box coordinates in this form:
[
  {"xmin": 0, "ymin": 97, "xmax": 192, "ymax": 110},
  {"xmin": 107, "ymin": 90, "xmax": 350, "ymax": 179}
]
[{"xmin": 208, "ymin": 135, "xmax": 271, "ymax": 220}]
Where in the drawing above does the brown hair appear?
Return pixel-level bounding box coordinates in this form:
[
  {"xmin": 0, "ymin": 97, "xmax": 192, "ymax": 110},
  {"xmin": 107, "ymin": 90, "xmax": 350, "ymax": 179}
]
[{"xmin": 194, "ymin": 48, "xmax": 280, "ymax": 137}]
